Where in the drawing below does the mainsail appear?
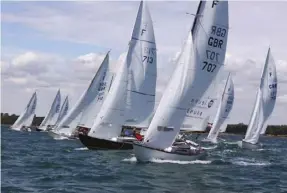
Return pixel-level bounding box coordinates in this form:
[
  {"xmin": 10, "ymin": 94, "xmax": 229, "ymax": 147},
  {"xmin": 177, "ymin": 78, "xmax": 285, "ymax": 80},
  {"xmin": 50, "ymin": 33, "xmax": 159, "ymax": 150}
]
[
  {"xmin": 54, "ymin": 95, "xmax": 69, "ymax": 126},
  {"xmin": 181, "ymin": 79, "xmax": 218, "ymax": 132},
  {"xmin": 11, "ymin": 91, "xmax": 37, "ymax": 130},
  {"xmin": 54, "ymin": 52, "xmax": 112, "ymax": 135},
  {"xmin": 77, "ymin": 53, "xmax": 114, "ymax": 129},
  {"xmin": 243, "ymin": 48, "xmax": 277, "ymax": 144},
  {"xmin": 124, "ymin": 0, "xmax": 157, "ymax": 128},
  {"xmin": 88, "ymin": 0, "xmax": 157, "ymax": 140},
  {"xmin": 39, "ymin": 90, "xmax": 61, "ymax": 130},
  {"xmin": 180, "ymin": 1, "xmax": 223, "ymax": 132},
  {"xmin": 206, "ymin": 73, "xmax": 234, "ymax": 142},
  {"xmin": 142, "ymin": 1, "xmax": 229, "ymax": 150}
]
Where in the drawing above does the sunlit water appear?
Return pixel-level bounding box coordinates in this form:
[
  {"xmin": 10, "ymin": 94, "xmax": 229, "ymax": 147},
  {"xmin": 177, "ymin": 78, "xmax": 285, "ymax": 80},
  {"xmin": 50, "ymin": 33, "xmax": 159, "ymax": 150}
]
[{"xmin": 2, "ymin": 125, "xmax": 287, "ymax": 193}]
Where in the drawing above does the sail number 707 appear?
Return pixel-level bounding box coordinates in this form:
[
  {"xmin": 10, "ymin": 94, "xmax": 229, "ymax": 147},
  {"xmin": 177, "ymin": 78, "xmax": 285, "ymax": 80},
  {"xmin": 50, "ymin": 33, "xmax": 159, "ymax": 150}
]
[
  {"xmin": 206, "ymin": 50, "xmax": 219, "ymax": 62},
  {"xmin": 202, "ymin": 61, "xmax": 216, "ymax": 72}
]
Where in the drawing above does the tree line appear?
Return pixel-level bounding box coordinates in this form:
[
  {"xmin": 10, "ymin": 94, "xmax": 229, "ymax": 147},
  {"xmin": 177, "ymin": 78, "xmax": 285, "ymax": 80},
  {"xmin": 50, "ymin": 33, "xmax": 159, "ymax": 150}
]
[
  {"xmin": 1, "ymin": 113, "xmax": 44, "ymax": 126},
  {"xmin": 1, "ymin": 113, "xmax": 287, "ymax": 136}
]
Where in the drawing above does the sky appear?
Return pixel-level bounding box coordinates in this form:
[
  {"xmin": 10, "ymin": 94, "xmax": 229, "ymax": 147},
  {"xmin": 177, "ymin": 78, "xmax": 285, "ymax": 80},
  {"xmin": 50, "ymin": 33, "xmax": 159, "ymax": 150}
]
[{"xmin": 1, "ymin": 1, "xmax": 287, "ymax": 125}]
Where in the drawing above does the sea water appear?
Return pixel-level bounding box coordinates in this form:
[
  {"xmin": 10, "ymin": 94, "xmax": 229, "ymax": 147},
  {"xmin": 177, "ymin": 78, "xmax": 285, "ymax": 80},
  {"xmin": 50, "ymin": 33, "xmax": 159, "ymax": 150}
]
[{"xmin": 2, "ymin": 125, "xmax": 287, "ymax": 193}]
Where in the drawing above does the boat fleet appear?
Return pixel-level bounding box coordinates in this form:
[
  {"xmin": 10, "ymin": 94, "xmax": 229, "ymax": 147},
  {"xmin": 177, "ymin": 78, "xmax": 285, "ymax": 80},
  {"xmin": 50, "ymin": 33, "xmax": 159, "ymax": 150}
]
[{"xmin": 10, "ymin": 0, "xmax": 278, "ymax": 162}]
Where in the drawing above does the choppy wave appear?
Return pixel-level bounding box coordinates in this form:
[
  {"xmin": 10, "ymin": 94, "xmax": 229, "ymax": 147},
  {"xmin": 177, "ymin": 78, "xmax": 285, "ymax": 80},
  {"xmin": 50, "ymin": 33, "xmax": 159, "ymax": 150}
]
[
  {"xmin": 53, "ymin": 136, "xmax": 69, "ymax": 140},
  {"xmin": 231, "ymin": 157, "xmax": 271, "ymax": 166},
  {"xmin": 202, "ymin": 145, "xmax": 217, "ymax": 150},
  {"xmin": 122, "ymin": 156, "xmax": 137, "ymax": 162},
  {"xmin": 74, "ymin": 147, "xmax": 88, "ymax": 151},
  {"xmin": 2, "ymin": 126, "xmax": 286, "ymax": 193},
  {"xmin": 122, "ymin": 156, "xmax": 211, "ymax": 165},
  {"xmin": 150, "ymin": 159, "xmax": 212, "ymax": 165},
  {"xmin": 223, "ymin": 141, "xmax": 241, "ymax": 145}
]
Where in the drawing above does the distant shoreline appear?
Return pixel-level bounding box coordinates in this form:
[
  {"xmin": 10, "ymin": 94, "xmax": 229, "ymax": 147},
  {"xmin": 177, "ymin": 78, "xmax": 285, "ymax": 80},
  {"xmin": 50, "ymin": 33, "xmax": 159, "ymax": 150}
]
[{"xmin": 1, "ymin": 113, "xmax": 287, "ymax": 137}]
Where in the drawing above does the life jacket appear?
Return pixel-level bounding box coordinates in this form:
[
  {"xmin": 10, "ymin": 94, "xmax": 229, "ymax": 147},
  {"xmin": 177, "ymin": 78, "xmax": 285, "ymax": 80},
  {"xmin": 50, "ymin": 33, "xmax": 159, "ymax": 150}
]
[{"xmin": 135, "ymin": 133, "xmax": 143, "ymax": 141}]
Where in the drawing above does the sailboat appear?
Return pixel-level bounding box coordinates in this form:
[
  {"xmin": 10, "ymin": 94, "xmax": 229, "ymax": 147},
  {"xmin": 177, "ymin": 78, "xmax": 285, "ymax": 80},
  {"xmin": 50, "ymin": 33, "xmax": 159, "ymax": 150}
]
[
  {"xmin": 240, "ymin": 48, "xmax": 277, "ymax": 149},
  {"xmin": 78, "ymin": 0, "xmax": 157, "ymax": 150},
  {"xmin": 75, "ymin": 59, "xmax": 114, "ymax": 136},
  {"xmin": 204, "ymin": 73, "xmax": 234, "ymax": 143},
  {"xmin": 37, "ymin": 89, "xmax": 61, "ymax": 131},
  {"xmin": 11, "ymin": 91, "xmax": 37, "ymax": 131},
  {"xmin": 49, "ymin": 52, "xmax": 112, "ymax": 139},
  {"xmin": 133, "ymin": 0, "xmax": 229, "ymax": 161},
  {"xmin": 53, "ymin": 95, "xmax": 69, "ymax": 128}
]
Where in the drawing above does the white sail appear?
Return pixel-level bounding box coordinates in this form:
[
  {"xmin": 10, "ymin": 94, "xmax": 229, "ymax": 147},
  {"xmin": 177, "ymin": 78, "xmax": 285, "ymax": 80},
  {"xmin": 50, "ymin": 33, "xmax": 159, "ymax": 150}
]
[
  {"xmin": 54, "ymin": 95, "xmax": 69, "ymax": 126},
  {"xmin": 181, "ymin": 80, "xmax": 218, "ymax": 132},
  {"xmin": 219, "ymin": 123, "xmax": 228, "ymax": 132},
  {"xmin": 88, "ymin": 1, "xmax": 157, "ymax": 139},
  {"xmin": 243, "ymin": 48, "xmax": 277, "ymax": 143},
  {"xmin": 88, "ymin": 53, "xmax": 128, "ymax": 139},
  {"xmin": 54, "ymin": 52, "xmax": 111, "ymax": 135},
  {"xmin": 77, "ymin": 54, "xmax": 114, "ymax": 129},
  {"xmin": 143, "ymin": 1, "xmax": 229, "ymax": 150},
  {"xmin": 11, "ymin": 91, "xmax": 37, "ymax": 130},
  {"xmin": 260, "ymin": 48, "xmax": 277, "ymax": 134},
  {"xmin": 206, "ymin": 73, "xmax": 234, "ymax": 142},
  {"xmin": 124, "ymin": 0, "xmax": 157, "ymax": 128},
  {"xmin": 243, "ymin": 89, "xmax": 263, "ymax": 144},
  {"xmin": 39, "ymin": 90, "xmax": 61, "ymax": 130}
]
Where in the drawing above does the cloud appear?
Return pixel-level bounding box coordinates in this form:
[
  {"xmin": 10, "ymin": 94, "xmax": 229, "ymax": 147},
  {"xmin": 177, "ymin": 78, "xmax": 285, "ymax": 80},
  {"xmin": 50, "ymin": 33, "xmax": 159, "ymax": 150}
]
[
  {"xmin": 278, "ymin": 94, "xmax": 287, "ymax": 103},
  {"xmin": 1, "ymin": 1, "xmax": 287, "ymax": 125},
  {"xmin": 1, "ymin": 49, "xmax": 126, "ymax": 115}
]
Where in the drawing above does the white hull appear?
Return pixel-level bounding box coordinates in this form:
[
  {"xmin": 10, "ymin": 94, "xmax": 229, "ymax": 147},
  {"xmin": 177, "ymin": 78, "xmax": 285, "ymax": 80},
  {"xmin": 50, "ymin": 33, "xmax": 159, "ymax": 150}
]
[
  {"xmin": 238, "ymin": 140, "xmax": 262, "ymax": 149},
  {"xmin": 48, "ymin": 130, "xmax": 71, "ymax": 140},
  {"xmin": 10, "ymin": 127, "xmax": 21, "ymax": 131},
  {"xmin": 133, "ymin": 143, "xmax": 206, "ymax": 162},
  {"xmin": 37, "ymin": 126, "xmax": 47, "ymax": 131},
  {"xmin": 11, "ymin": 127, "xmax": 31, "ymax": 132}
]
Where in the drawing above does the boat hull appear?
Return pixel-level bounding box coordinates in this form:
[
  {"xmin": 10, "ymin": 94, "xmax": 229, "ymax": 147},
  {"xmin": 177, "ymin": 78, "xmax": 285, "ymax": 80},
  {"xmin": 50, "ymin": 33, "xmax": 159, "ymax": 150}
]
[
  {"xmin": 11, "ymin": 126, "xmax": 31, "ymax": 132},
  {"xmin": 48, "ymin": 130, "xmax": 63, "ymax": 139},
  {"xmin": 36, "ymin": 127, "xmax": 45, "ymax": 132},
  {"xmin": 133, "ymin": 143, "xmax": 207, "ymax": 162},
  {"xmin": 239, "ymin": 140, "xmax": 262, "ymax": 149},
  {"xmin": 47, "ymin": 130, "xmax": 77, "ymax": 140},
  {"xmin": 78, "ymin": 134, "xmax": 134, "ymax": 150}
]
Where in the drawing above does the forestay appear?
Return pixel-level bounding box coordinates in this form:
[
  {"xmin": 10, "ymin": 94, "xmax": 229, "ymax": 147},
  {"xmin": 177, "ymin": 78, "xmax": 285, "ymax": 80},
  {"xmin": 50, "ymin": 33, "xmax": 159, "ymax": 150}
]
[
  {"xmin": 39, "ymin": 90, "xmax": 61, "ymax": 130},
  {"xmin": 88, "ymin": 1, "xmax": 157, "ymax": 139},
  {"xmin": 11, "ymin": 91, "xmax": 37, "ymax": 129},
  {"xmin": 244, "ymin": 48, "xmax": 277, "ymax": 144},
  {"xmin": 54, "ymin": 52, "xmax": 111, "ymax": 135},
  {"xmin": 206, "ymin": 73, "xmax": 234, "ymax": 142},
  {"xmin": 143, "ymin": 1, "xmax": 229, "ymax": 150}
]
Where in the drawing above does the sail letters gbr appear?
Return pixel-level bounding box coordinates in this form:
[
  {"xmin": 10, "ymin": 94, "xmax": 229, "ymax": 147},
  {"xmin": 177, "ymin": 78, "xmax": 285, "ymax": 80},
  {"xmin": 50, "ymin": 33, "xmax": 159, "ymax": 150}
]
[{"xmin": 202, "ymin": 0, "xmax": 227, "ymax": 74}]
